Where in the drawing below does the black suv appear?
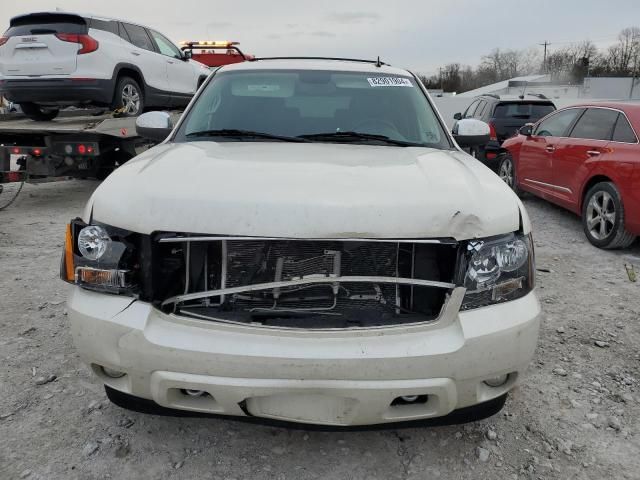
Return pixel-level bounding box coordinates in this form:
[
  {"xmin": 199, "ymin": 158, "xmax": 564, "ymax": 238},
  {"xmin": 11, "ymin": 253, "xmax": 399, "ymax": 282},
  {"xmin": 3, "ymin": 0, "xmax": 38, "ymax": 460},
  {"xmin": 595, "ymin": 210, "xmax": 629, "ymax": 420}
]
[{"xmin": 454, "ymin": 94, "xmax": 556, "ymax": 169}]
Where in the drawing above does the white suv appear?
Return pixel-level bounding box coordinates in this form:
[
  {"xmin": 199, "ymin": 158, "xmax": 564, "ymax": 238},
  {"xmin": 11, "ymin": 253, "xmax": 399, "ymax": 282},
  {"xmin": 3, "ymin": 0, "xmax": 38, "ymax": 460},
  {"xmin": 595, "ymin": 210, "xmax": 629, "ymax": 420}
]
[
  {"xmin": 62, "ymin": 58, "xmax": 541, "ymax": 427},
  {"xmin": 0, "ymin": 12, "xmax": 211, "ymax": 120}
]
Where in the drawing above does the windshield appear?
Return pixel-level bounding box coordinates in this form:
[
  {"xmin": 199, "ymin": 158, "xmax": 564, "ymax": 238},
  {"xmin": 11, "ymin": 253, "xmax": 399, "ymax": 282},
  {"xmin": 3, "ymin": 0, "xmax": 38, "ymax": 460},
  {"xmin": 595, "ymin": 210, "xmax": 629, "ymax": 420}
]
[{"xmin": 175, "ymin": 69, "xmax": 452, "ymax": 149}]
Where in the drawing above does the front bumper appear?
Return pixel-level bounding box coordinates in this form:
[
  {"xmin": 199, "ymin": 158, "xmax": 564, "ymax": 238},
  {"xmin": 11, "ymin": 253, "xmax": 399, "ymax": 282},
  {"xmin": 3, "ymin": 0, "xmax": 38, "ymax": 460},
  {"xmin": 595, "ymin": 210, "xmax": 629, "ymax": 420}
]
[
  {"xmin": 0, "ymin": 77, "xmax": 113, "ymax": 105},
  {"xmin": 68, "ymin": 287, "xmax": 541, "ymax": 426}
]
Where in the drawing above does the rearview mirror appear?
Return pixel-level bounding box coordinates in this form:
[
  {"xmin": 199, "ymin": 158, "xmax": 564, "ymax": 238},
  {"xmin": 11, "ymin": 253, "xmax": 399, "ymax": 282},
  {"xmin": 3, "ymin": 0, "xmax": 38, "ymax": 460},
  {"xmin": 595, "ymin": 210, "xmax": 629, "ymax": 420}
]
[
  {"xmin": 519, "ymin": 123, "xmax": 534, "ymax": 136},
  {"xmin": 452, "ymin": 119, "xmax": 490, "ymax": 148},
  {"xmin": 453, "ymin": 112, "xmax": 462, "ymax": 120},
  {"xmin": 135, "ymin": 111, "xmax": 174, "ymax": 142},
  {"xmin": 182, "ymin": 49, "xmax": 193, "ymax": 60}
]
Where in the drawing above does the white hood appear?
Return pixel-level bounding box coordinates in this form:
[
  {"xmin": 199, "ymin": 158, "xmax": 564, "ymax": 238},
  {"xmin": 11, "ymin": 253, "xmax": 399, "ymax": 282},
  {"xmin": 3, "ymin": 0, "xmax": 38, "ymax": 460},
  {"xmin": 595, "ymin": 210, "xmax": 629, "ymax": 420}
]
[{"xmin": 88, "ymin": 142, "xmax": 523, "ymax": 240}]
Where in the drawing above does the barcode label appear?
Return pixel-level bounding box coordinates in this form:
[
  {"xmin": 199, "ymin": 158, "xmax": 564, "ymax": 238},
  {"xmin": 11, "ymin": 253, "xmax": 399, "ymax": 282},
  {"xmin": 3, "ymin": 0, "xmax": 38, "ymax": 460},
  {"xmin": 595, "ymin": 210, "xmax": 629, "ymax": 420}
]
[{"xmin": 367, "ymin": 77, "xmax": 413, "ymax": 87}]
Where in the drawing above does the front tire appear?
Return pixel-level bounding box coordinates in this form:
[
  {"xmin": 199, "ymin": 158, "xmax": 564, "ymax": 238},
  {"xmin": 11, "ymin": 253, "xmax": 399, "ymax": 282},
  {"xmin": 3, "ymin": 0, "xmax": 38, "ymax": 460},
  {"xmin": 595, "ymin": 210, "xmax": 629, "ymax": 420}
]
[
  {"xmin": 582, "ymin": 182, "xmax": 636, "ymax": 249},
  {"xmin": 20, "ymin": 102, "xmax": 60, "ymax": 121},
  {"xmin": 112, "ymin": 77, "xmax": 144, "ymax": 117},
  {"xmin": 498, "ymin": 154, "xmax": 522, "ymax": 196}
]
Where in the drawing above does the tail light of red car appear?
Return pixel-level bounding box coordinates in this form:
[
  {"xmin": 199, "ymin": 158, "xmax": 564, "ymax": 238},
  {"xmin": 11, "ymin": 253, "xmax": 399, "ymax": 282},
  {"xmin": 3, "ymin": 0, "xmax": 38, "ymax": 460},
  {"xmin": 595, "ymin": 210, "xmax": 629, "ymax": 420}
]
[{"xmin": 55, "ymin": 33, "xmax": 99, "ymax": 54}]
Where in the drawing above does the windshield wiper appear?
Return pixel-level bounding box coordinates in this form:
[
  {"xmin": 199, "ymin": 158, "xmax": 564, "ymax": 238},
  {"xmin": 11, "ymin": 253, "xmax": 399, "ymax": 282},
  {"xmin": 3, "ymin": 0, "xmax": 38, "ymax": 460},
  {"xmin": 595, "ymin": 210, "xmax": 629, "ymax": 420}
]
[
  {"xmin": 186, "ymin": 129, "xmax": 307, "ymax": 143},
  {"xmin": 297, "ymin": 131, "xmax": 424, "ymax": 147}
]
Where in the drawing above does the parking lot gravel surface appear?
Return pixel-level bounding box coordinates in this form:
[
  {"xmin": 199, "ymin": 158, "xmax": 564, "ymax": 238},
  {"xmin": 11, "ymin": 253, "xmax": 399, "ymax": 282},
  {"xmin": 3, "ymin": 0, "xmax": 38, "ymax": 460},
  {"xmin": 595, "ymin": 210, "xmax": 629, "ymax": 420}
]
[{"xmin": 1, "ymin": 180, "xmax": 639, "ymax": 480}]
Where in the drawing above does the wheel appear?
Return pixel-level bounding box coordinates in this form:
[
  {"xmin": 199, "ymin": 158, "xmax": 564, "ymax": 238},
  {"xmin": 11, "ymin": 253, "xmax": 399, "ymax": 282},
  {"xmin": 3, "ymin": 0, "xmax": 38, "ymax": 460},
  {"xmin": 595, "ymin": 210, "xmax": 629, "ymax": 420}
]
[
  {"xmin": 112, "ymin": 77, "xmax": 144, "ymax": 117},
  {"xmin": 498, "ymin": 154, "xmax": 522, "ymax": 196},
  {"xmin": 582, "ymin": 182, "xmax": 636, "ymax": 249},
  {"xmin": 20, "ymin": 102, "xmax": 60, "ymax": 121}
]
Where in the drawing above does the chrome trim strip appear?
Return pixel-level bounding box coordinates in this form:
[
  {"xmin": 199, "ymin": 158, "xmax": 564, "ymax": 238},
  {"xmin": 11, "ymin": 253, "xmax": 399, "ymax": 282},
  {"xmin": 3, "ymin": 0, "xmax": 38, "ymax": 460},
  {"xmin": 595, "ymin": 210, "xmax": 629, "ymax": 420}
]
[
  {"xmin": 524, "ymin": 178, "xmax": 572, "ymax": 194},
  {"xmin": 162, "ymin": 276, "xmax": 457, "ymax": 307},
  {"xmin": 158, "ymin": 236, "xmax": 457, "ymax": 245}
]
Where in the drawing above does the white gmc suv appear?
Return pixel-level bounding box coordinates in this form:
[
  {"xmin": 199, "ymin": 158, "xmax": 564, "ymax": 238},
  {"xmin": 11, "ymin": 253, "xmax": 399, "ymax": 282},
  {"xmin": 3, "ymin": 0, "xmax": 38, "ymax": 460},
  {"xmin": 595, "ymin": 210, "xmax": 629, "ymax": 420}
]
[
  {"xmin": 0, "ymin": 12, "xmax": 211, "ymax": 120},
  {"xmin": 62, "ymin": 58, "xmax": 541, "ymax": 427}
]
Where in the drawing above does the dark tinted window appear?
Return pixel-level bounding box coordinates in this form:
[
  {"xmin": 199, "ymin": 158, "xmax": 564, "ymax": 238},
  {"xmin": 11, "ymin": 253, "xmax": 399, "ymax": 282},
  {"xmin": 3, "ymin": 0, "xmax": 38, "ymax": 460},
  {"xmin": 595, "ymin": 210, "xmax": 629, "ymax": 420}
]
[
  {"xmin": 535, "ymin": 108, "xmax": 583, "ymax": 137},
  {"xmin": 474, "ymin": 100, "xmax": 487, "ymax": 118},
  {"xmin": 5, "ymin": 13, "xmax": 87, "ymax": 35},
  {"xmin": 122, "ymin": 23, "xmax": 155, "ymax": 51},
  {"xmin": 117, "ymin": 23, "xmax": 130, "ymax": 42},
  {"xmin": 612, "ymin": 113, "xmax": 638, "ymax": 143},
  {"xmin": 494, "ymin": 102, "xmax": 555, "ymax": 120},
  {"xmin": 88, "ymin": 18, "xmax": 118, "ymax": 35},
  {"xmin": 464, "ymin": 100, "xmax": 480, "ymax": 118},
  {"xmin": 570, "ymin": 108, "xmax": 618, "ymax": 141}
]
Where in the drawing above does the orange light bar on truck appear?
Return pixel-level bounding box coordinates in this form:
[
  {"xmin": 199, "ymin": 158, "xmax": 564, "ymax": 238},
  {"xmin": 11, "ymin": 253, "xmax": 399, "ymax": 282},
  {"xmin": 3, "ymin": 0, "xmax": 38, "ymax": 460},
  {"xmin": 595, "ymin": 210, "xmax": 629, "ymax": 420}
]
[{"xmin": 180, "ymin": 40, "xmax": 239, "ymax": 48}]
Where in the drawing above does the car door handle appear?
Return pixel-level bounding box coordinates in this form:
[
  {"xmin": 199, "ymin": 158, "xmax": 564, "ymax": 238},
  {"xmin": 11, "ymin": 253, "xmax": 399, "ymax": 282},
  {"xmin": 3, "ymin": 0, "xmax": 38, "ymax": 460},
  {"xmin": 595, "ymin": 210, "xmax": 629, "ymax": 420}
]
[
  {"xmin": 131, "ymin": 51, "xmax": 141, "ymax": 56},
  {"xmin": 545, "ymin": 146, "xmax": 555, "ymax": 152},
  {"xmin": 587, "ymin": 150, "xmax": 601, "ymax": 156},
  {"xmin": 167, "ymin": 60, "xmax": 175, "ymax": 64}
]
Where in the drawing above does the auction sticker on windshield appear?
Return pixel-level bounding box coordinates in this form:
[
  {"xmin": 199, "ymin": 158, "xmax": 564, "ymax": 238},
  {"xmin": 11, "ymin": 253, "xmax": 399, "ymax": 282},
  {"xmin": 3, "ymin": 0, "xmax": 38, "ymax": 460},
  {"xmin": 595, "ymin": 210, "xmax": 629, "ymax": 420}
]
[{"xmin": 367, "ymin": 77, "xmax": 413, "ymax": 87}]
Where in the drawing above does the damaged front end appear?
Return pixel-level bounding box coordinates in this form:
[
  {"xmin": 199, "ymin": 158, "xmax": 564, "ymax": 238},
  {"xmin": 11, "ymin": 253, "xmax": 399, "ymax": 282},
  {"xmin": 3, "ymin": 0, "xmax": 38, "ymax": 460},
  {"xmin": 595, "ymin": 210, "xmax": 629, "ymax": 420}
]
[
  {"xmin": 62, "ymin": 221, "xmax": 534, "ymax": 329},
  {"xmin": 153, "ymin": 236, "xmax": 461, "ymax": 329}
]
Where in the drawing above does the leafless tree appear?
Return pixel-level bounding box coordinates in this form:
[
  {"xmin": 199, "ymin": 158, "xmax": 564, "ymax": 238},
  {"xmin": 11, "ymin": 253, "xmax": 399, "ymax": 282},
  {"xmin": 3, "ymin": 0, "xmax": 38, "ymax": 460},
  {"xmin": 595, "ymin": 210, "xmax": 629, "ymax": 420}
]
[
  {"xmin": 604, "ymin": 27, "xmax": 640, "ymax": 75},
  {"xmin": 418, "ymin": 27, "xmax": 639, "ymax": 93}
]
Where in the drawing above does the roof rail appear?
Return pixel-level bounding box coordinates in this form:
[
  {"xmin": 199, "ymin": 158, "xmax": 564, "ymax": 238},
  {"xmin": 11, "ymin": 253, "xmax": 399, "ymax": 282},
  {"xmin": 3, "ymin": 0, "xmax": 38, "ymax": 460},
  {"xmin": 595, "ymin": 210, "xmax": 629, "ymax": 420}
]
[
  {"xmin": 481, "ymin": 93, "xmax": 501, "ymax": 100},
  {"xmin": 249, "ymin": 56, "xmax": 389, "ymax": 67}
]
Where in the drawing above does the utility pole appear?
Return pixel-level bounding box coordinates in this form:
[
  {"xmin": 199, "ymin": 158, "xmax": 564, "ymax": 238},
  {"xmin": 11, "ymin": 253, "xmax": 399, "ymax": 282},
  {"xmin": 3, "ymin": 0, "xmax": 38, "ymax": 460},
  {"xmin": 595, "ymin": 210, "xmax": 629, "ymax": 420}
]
[
  {"xmin": 539, "ymin": 41, "xmax": 551, "ymax": 73},
  {"xmin": 630, "ymin": 34, "xmax": 639, "ymax": 99},
  {"xmin": 439, "ymin": 67, "xmax": 443, "ymax": 91}
]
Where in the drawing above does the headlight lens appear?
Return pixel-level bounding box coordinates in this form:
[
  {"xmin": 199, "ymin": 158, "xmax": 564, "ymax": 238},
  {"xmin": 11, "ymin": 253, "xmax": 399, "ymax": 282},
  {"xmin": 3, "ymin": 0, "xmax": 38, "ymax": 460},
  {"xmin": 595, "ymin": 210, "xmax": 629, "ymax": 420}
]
[
  {"xmin": 78, "ymin": 225, "xmax": 111, "ymax": 260},
  {"xmin": 61, "ymin": 219, "xmax": 138, "ymax": 294},
  {"xmin": 461, "ymin": 233, "xmax": 534, "ymax": 310}
]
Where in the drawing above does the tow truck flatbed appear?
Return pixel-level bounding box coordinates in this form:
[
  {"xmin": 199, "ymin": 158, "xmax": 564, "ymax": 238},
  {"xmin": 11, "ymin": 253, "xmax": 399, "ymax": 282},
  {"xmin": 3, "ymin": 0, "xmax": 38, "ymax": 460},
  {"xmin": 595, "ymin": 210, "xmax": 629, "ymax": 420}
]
[
  {"xmin": 0, "ymin": 110, "xmax": 142, "ymax": 138},
  {"xmin": 0, "ymin": 109, "xmax": 182, "ymax": 210}
]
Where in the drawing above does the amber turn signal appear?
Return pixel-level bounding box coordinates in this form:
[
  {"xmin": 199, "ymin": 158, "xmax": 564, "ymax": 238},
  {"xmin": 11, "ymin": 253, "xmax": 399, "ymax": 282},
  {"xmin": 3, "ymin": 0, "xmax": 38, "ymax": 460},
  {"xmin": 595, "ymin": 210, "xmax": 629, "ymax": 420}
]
[{"xmin": 63, "ymin": 223, "xmax": 75, "ymax": 282}]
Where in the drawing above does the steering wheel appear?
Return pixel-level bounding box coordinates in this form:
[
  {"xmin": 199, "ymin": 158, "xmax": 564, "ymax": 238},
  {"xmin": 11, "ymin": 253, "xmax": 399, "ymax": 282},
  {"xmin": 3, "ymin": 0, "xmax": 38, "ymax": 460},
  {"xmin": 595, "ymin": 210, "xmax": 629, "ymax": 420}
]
[{"xmin": 351, "ymin": 118, "xmax": 401, "ymax": 137}]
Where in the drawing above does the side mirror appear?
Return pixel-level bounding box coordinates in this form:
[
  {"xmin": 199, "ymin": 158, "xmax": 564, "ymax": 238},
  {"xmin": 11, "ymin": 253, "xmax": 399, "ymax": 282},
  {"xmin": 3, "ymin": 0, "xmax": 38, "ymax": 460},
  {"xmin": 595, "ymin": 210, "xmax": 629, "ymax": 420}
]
[
  {"xmin": 519, "ymin": 123, "xmax": 534, "ymax": 136},
  {"xmin": 453, "ymin": 112, "xmax": 462, "ymax": 120},
  {"xmin": 452, "ymin": 118, "xmax": 490, "ymax": 148},
  {"xmin": 135, "ymin": 111, "xmax": 174, "ymax": 142},
  {"xmin": 182, "ymin": 49, "xmax": 193, "ymax": 60}
]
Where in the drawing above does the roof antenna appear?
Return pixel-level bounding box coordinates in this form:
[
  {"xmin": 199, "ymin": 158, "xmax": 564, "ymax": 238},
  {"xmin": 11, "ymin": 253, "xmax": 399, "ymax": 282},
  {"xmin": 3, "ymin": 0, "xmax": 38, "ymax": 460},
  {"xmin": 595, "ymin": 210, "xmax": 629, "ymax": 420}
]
[
  {"xmin": 519, "ymin": 81, "xmax": 528, "ymax": 100},
  {"xmin": 376, "ymin": 56, "xmax": 382, "ymax": 68}
]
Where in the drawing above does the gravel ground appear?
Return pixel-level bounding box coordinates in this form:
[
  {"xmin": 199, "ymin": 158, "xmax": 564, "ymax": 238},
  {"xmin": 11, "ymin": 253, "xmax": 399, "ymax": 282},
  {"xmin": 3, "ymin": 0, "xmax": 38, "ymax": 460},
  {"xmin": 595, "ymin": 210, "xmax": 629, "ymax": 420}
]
[{"xmin": 1, "ymin": 180, "xmax": 639, "ymax": 480}]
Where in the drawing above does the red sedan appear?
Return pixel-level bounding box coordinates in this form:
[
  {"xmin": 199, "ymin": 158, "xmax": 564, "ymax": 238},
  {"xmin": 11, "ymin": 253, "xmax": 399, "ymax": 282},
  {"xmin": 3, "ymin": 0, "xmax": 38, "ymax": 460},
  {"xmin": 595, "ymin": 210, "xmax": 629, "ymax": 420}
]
[{"xmin": 498, "ymin": 102, "xmax": 640, "ymax": 249}]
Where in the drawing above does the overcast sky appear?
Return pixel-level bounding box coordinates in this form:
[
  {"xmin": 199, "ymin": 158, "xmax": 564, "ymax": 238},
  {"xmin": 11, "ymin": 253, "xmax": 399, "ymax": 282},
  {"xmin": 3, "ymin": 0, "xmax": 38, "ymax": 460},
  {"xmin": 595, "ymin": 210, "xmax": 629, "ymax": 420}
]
[{"xmin": 2, "ymin": 0, "xmax": 639, "ymax": 74}]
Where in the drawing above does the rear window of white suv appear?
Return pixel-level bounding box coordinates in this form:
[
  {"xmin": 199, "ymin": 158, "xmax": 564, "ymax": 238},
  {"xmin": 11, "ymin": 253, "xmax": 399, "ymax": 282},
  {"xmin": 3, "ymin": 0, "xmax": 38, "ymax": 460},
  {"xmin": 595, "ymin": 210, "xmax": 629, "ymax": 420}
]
[{"xmin": 5, "ymin": 13, "xmax": 87, "ymax": 36}]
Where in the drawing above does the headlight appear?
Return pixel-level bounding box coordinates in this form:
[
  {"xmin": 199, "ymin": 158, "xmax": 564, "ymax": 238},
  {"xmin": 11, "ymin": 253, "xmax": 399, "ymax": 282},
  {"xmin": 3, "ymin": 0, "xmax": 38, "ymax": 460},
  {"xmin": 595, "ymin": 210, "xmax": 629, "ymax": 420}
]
[
  {"xmin": 461, "ymin": 233, "xmax": 534, "ymax": 310},
  {"xmin": 78, "ymin": 225, "xmax": 111, "ymax": 260},
  {"xmin": 61, "ymin": 219, "xmax": 138, "ymax": 294}
]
